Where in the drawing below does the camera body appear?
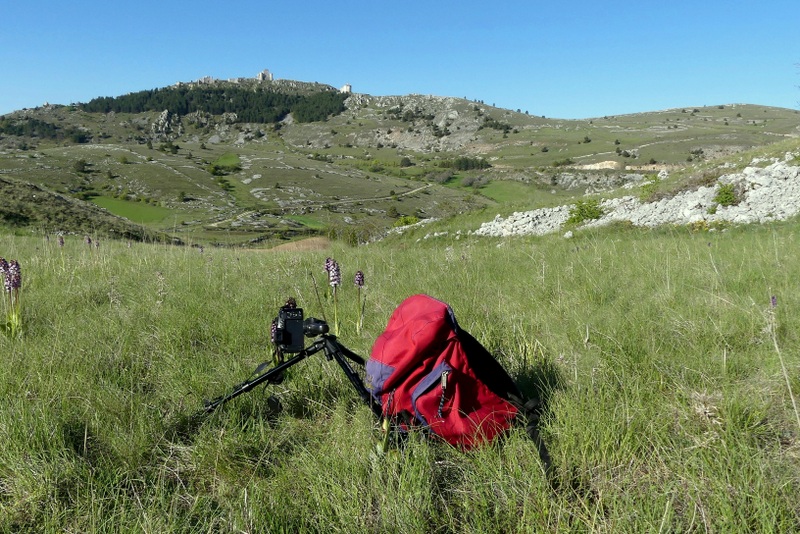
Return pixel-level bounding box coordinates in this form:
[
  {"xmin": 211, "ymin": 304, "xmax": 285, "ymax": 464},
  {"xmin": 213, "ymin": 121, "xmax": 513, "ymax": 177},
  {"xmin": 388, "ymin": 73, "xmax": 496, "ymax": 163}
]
[
  {"xmin": 273, "ymin": 306, "xmax": 330, "ymax": 353},
  {"xmin": 274, "ymin": 306, "xmax": 305, "ymax": 353}
]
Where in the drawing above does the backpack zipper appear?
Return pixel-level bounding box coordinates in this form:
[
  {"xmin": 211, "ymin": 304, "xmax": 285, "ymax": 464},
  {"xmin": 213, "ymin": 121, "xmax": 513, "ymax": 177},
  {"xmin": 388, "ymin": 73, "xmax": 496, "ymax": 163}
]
[{"xmin": 437, "ymin": 370, "xmax": 450, "ymax": 418}]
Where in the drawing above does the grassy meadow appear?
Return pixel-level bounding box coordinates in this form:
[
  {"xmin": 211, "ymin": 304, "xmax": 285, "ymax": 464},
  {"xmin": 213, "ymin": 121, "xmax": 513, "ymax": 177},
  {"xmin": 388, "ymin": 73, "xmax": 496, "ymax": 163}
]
[{"xmin": 1, "ymin": 219, "xmax": 800, "ymax": 532}]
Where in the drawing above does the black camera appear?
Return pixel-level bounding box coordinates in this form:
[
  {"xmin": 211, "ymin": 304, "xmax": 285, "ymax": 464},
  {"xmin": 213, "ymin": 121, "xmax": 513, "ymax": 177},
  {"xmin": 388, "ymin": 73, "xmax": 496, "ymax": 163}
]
[{"xmin": 273, "ymin": 306, "xmax": 329, "ymax": 353}]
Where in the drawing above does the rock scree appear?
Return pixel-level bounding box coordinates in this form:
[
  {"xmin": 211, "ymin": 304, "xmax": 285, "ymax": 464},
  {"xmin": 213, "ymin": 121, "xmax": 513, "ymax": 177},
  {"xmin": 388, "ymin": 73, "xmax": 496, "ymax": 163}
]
[{"xmin": 474, "ymin": 155, "xmax": 800, "ymax": 237}]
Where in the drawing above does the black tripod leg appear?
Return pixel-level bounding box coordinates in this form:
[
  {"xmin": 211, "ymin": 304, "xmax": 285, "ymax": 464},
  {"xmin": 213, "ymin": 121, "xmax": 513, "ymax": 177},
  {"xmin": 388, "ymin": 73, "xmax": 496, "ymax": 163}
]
[
  {"xmin": 203, "ymin": 340, "xmax": 326, "ymax": 414},
  {"xmin": 325, "ymin": 338, "xmax": 383, "ymax": 418}
]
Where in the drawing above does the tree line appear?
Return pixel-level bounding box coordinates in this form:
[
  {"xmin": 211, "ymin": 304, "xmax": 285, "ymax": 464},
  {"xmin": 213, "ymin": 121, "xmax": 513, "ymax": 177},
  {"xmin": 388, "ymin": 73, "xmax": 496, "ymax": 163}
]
[
  {"xmin": 437, "ymin": 156, "xmax": 491, "ymax": 171},
  {"xmin": 79, "ymin": 86, "xmax": 348, "ymax": 124}
]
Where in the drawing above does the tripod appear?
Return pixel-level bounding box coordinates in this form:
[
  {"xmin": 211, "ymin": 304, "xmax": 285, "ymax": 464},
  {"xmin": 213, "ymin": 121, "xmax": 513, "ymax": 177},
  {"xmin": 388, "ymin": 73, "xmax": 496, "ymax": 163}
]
[{"xmin": 203, "ymin": 333, "xmax": 383, "ymax": 418}]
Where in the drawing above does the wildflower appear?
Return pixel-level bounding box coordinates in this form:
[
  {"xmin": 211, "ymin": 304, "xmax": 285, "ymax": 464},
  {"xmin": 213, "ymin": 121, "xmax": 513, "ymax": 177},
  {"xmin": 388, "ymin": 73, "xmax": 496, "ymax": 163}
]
[
  {"xmin": 354, "ymin": 270, "xmax": 366, "ymax": 334},
  {"xmin": 7, "ymin": 261, "xmax": 20, "ymax": 291},
  {"xmin": 771, "ymin": 295, "xmax": 778, "ymax": 308},
  {"xmin": 85, "ymin": 235, "xmax": 92, "ymax": 246},
  {"xmin": 1, "ymin": 259, "xmax": 19, "ymax": 294},
  {"xmin": 58, "ymin": 235, "xmax": 65, "ymax": 247},
  {"xmin": 1, "ymin": 259, "xmax": 22, "ymax": 338},
  {"xmin": 328, "ymin": 261, "xmax": 341, "ymax": 288},
  {"xmin": 326, "ymin": 259, "xmax": 341, "ymax": 335}
]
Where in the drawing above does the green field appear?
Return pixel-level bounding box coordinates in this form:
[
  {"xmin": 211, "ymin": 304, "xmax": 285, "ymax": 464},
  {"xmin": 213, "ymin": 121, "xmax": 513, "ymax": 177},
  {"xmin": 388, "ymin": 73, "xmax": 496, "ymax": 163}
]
[
  {"xmin": 91, "ymin": 196, "xmax": 172, "ymax": 224},
  {"xmin": 285, "ymin": 214, "xmax": 326, "ymax": 229},
  {"xmin": 2, "ymin": 213, "xmax": 800, "ymax": 531}
]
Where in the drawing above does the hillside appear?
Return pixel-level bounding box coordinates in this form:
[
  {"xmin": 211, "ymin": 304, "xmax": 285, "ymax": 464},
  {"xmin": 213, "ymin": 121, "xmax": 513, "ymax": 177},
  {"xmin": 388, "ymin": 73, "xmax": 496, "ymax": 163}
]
[
  {"xmin": 0, "ymin": 76, "xmax": 798, "ymax": 245},
  {"xmin": 0, "ymin": 176, "xmax": 169, "ymax": 242}
]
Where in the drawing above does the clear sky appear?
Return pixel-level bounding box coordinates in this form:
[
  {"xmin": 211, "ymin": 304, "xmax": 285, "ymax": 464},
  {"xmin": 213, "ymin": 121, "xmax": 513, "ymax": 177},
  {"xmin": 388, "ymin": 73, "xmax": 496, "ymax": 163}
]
[{"xmin": 1, "ymin": 1, "xmax": 798, "ymax": 119}]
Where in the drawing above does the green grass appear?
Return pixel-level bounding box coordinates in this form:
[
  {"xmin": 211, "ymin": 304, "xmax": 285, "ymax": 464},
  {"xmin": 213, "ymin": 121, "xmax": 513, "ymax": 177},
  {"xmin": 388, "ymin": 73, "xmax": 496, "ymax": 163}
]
[
  {"xmin": 285, "ymin": 214, "xmax": 326, "ymax": 229},
  {"xmin": 91, "ymin": 196, "xmax": 172, "ymax": 224},
  {"xmin": 478, "ymin": 180, "xmax": 538, "ymax": 203},
  {"xmin": 213, "ymin": 152, "xmax": 241, "ymax": 169},
  {"xmin": 1, "ymin": 217, "xmax": 800, "ymax": 531}
]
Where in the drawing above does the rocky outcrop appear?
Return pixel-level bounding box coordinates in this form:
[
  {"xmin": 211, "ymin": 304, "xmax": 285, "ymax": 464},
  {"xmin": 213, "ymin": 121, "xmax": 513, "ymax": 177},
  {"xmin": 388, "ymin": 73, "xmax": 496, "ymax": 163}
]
[
  {"xmin": 474, "ymin": 155, "xmax": 800, "ymax": 237},
  {"xmin": 150, "ymin": 110, "xmax": 183, "ymax": 141}
]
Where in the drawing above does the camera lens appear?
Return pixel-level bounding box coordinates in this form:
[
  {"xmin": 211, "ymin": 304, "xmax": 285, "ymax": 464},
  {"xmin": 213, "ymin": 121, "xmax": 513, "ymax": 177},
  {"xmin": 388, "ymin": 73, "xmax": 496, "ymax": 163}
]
[{"xmin": 303, "ymin": 318, "xmax": 329, "ymax": 336}]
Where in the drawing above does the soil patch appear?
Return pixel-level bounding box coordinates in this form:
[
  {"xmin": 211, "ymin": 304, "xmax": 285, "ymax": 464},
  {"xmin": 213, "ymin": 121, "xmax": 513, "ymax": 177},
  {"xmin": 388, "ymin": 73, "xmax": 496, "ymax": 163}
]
[{"xmin": 268, "ymin": 236, "xmax": 332, "ymax": 252}]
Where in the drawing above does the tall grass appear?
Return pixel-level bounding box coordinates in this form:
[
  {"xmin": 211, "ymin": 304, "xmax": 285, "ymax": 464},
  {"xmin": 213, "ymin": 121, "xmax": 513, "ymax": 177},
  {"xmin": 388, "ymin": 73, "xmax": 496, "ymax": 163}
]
[{"xmin": 1, "ymin": 221, "xmax": 799, "ymax": 532}]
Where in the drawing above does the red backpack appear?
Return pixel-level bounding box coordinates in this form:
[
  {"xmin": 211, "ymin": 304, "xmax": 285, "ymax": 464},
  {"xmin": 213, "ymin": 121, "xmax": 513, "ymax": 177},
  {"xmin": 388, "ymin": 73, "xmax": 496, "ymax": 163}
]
[{"xmin": 366, "ymin": 294, "xmax": 522, "ymax": 448}]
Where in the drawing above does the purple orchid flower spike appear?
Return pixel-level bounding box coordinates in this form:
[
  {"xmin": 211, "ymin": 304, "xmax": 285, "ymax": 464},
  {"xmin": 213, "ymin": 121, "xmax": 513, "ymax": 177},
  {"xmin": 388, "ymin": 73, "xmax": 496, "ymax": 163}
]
[{"xmin": 328, "ymin": 260, "xmax": 341, "ymax": 288}]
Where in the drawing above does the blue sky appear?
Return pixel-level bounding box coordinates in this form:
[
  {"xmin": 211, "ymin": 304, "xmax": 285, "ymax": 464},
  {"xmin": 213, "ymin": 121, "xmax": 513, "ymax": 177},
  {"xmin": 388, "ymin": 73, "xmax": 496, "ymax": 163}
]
[{"xmin": 1, "ymin": 1, "xmax": 798, "ymax": 119}]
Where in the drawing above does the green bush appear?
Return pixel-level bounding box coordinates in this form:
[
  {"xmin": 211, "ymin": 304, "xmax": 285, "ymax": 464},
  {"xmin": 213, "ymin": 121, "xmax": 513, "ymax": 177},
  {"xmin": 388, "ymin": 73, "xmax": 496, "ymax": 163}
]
[
  {"xmin": 714, "ymin": 182, "xmax": 739, "ymax": 206},
  {"xmin": 567, "ymin": 199, "xmax": 604, "ymax": 224},
  {"xmin": 393, "ymin": 215, "xmax": 419, "ymax": 227},
  {"xmin": 638, "ymin": 174, "xmax": 661, "ymax": 202},
  {"xmin": 552, "ymin": 158, "xmax": 575, "ymax": 167}
]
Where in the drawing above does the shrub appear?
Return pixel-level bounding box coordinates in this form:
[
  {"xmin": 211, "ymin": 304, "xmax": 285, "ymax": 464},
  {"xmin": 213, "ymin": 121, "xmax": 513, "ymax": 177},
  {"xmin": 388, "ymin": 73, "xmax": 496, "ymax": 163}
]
[
  {"xmin": 639, "ymin": 175, "xmax": 661, "ymax": 202},
  {"xmin": 73, "ymin": 159, "xmax": 89, "ymax": 173},
  {"xmin": 714, "ymin": 183, "xmax": 739, "ymax": 207},
  {"xmin": 428, "ymin": 170, "xmax": 454, "ymax": 184},
  {"xmin": 461, "ymin": 175, "xmax": 490, "ymax": 189},
  {"xmin": 393, "ymin": 215, "xmax": 419, "ymax": 227},
  {"xmin": 567, "ymin": 199, "xmax": 604, "ymax": 224},
  {"xmin": 553, "ymin": 158, "xmax": 575, "ymax": 167}
]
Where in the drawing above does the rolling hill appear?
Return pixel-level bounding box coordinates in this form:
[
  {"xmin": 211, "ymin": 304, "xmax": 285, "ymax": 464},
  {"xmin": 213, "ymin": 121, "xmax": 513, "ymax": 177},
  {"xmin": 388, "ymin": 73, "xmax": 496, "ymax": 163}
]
[{"xmin": 0, "ymin": 76, "xmax": 798, "ymax": 246}]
